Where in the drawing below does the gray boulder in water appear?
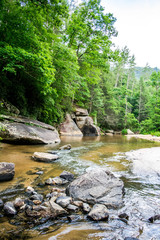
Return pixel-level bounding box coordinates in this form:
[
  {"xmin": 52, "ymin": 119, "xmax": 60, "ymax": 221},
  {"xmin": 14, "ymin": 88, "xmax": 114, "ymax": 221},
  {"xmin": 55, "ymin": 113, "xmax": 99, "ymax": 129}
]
[
  {"xmin": 66, "ymin": 168, "xmax": 124, "ymax": 209},
  {"xmin": 88, "ymin": 204, "xmax": 109, "ymax": 221},
  {"xmin": 0, "ymin": 162, "xmax": 15, "ymax": 181}
]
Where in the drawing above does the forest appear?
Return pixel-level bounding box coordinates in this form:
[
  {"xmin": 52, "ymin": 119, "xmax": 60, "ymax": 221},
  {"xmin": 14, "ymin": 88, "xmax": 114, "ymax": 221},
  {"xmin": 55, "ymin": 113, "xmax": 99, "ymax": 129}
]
[{"xmin": 0, "ymin": 0, "xmax": 160, "ymax": 134}]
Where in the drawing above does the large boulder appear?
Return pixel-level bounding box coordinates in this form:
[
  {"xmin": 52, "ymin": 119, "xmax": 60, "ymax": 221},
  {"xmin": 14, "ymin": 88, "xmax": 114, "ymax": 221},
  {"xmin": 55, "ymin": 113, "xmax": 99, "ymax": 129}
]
[
  {"xmin": 0, "ymin": 120, "xmax": 60, "ymax": 144},
  {"xmin": 81, "ymin": 122, "xmax": 100, "ymax": 136},
  {"xmin": 76, "ymin": 116, "xmax": 93, "ymax": 130},
  {"xmin": 0, "ymin": 162, "xmax": 15, "ymax": 181},
  {"xmin": 59, "ymin": 114, "xmax": 83, "ymax": 137},
  {"xmin": 66, "ymin": 168, "xmax": 124, "ymax": 209}
]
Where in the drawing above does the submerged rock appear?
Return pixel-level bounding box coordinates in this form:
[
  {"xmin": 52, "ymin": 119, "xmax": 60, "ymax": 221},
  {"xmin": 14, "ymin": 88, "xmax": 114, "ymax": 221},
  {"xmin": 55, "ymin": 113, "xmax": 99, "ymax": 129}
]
[
  {"xmin": 32, "ymin": 152, "xmax": 59, "ymax": 162},
  {"xmin": 60, "ymin": 170, "xmax": 74, "ymax": 181},
  {"xmin": 14, "ymin": 198, "xmax": 24, "ymax": 208},
  {"xmin": 88, "ymin": 204, "xmax": 109, "ymax": 221},
  {"xmin": 59, "ymin": 144, "xmax": 72, "ymax": 150},
  {"xmin": 0, "ymin": 162, "xmax": 15, "ymax": 181},
  {"xmin": 82, "ymin": 203, "xmax": 91, "ymax": 213},
  {"xmin": 4, "ymin": 202, "xmax": 17, "ymax": 216},
  {"xmin": 49, "ymin": 199, "xmax": 67, "ymax": 216},
  {"xmin": 0, "ymin": 199, "xmax": 4, "ymax": 208},
  {"xmin": 56, "ymin": 196, "xmax": 72, "ymax": 208},
  {"xmin": 66, "ymin": 168, "xmax": 124, "ymax": 208}
]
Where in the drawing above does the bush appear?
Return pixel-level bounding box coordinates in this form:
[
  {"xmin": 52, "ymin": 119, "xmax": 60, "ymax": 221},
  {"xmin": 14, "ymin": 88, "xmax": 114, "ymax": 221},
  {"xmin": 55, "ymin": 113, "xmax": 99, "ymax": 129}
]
[
  {"xmin": 122, "ymin": 129, "xmax": 127, "ymax": 135},
  {"xmin": 140, "ymin": 119, "xmax": 156, "ymax": 134}
]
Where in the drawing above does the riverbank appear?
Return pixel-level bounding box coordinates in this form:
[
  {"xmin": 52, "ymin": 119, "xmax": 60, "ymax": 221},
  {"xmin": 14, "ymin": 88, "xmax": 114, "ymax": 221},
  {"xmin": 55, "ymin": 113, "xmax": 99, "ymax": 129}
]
[{"xmin": 126, "ymin": 134, "xmax": 160, "ymax": 142}]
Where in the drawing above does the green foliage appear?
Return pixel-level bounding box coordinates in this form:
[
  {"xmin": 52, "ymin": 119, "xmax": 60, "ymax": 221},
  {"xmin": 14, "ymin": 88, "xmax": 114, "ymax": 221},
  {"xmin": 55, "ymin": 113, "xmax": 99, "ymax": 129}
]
[
  {"xmin": 122, "ymin": 129, "xmax": 127, "ymax": 135},
  {"xmin": 140, "ymin": 119, "xmax": 155, "ymax": 133},
  {"xmin": 125, "ymin": 113, "xmax": 140, "ymax": 132},
  {"xmin": 0, "ymin": 0, "xmax": 160, "ymax": 133}
]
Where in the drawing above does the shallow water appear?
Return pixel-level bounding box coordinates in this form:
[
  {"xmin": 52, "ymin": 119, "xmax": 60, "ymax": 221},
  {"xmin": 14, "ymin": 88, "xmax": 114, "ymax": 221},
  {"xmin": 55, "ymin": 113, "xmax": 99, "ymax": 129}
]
[{"xmin": 1, "ymin": 135, "xmax": 160, "ymax": 240}]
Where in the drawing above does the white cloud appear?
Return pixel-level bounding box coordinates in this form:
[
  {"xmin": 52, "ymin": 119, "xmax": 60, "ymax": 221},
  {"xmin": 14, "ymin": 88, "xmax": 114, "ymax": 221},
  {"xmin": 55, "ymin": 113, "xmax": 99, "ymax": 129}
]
[{"xmin": 101, "ymin": 0, "xmax": 160, "ymax": 68}]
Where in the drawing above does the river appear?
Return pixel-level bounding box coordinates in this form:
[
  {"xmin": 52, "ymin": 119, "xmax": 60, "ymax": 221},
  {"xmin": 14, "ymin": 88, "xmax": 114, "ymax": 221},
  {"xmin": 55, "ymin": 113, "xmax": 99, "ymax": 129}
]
[{"xmin": 1, "ymin": 135, "xmax": 160, "ymax": 239}]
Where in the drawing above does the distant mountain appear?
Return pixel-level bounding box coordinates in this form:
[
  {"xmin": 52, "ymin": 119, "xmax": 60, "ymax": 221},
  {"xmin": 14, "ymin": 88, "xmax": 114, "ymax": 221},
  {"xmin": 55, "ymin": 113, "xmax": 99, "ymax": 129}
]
[{"xmin": 135, "ymin": 66, "xmax": 160, "ymax": 79}]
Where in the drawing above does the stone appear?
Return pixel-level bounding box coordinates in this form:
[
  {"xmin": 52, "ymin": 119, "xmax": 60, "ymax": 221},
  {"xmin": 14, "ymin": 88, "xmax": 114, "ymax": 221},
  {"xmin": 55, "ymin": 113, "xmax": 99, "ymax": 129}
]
[
  {"xmin": 0, "ymin": 199, "xmax": 4, "ymax": 208},
  {"xmin": 66, "ymin": 168, "xmax": 124, "ymax": 209},
  {"xmin": 66, "ymin": 204, "xmax": 79, "ymax": 211},
  {"xmin": 30, "ymin": 193, "xmax": 43, "ymax": 202},
  {"xmin": 32, "ymin": 152, "xmax": 59, "ymax": 162},
  {"xmin": 75, "ymin": 107, "xmax": 89, "ymax": 116},
  {"xmin": 148, "ymin": 215, "xmax": 160, "ymax": 223},
  {"xmin": 118, "ymin": 213, "xmax": 129, "ymax": 220},
  {"xmin": 76, "ymin": 116, "xmax": 93, "ymax": 130},
  {"xmin": 67, "ymin": 214, "xmax": 83, "ymax": 222},
  {"xmin": 25, "ymin": 205, "xmax": 54, "ymax": 219},
  {"xmin": 0, "ymin": 120, "xmax": 60, "ymax": 144},
  {"xmin": 59, "ymin": 144, "xmax": 72, "ymax": 150},
  {"xmin": 72, "ymin": 201, "xmax": 83, "ymax": 207},
  {"xmin": 4, "ymin": 202, "xmax": 17, "ymax": 216},
  {"xmin": 59, "ymin": 171, "xmax": 74, "ymax": 181},
  {"xmin": 0, "ymin": 162, "xmax": 15, "ymax": 181},
  {"xmin": 127, "ymin": 129, "xmax": 134, "ymax": 135},
  {"xmin": 51, "ymin": 188, "xmax": 65, "ymax": 193},
  {"xmin": 81, "ymin": 122, "xmax": 100, "ymax": 136},
  {"xmin": 59, "ymin": 114, "xmax": 83, "ymax": 137},
  {"xmin": 45, "ymin": 178, "xmax": 54, "ymax": 185},
  {"xmin": 88, "ymin": 204, "xmax": 109, "ymax": 221},
  {"xmin": 82, "ymin": 203, "xmax": 91, "ymax": 213},
  {"xmin": 49, "ymin": 199, "xmax": 67, "ymax": 215},
  {"xmin": 52, "ymin": 177, "xmax": 68, "ymax": 185},
  {"xmin": 26, "ymin": 186, "xmax": 35, "ymax": 194},
  {"xmin": 56, "ymin": 196, "xmax": 72, "ymax": 208},
  {"xmin": 14, "ymin": 198, "xmax": 24, "ymax": 208},
  {"xmin": 33, "ymin": 200, "xmax": 42, "ymax": 205}
]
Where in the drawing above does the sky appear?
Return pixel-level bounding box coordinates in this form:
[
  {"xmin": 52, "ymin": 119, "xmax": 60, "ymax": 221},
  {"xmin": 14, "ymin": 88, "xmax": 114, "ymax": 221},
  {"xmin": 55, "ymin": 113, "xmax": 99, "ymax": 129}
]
[{"xmin": 101, "ymin": 0, "xmax": 160, "ymax": 68}]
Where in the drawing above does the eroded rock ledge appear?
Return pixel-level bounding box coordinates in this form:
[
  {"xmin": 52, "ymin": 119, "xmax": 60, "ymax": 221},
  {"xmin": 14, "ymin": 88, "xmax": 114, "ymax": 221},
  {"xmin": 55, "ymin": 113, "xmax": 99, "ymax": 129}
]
[{"xmin": 0, "ymin": 115, "xmax": 60, "ymax": 144}]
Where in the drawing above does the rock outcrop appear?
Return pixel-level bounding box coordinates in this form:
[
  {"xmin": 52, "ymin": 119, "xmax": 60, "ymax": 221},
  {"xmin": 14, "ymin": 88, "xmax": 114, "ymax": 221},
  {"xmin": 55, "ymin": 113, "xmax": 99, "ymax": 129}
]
[
  {"xmin": 75, "ymin": 107, "xmax": 100, "ymax": 136},
  {"xmin": 0, "ymin": 162, "xmax": 15, "ymax": 181},
  {"xmin": 0, "ymin": 115, "xmax": 60, "ymax": 144},
  {"xmin": 59, "ymin": 114, "xmax": 83, "ymax": 137},
  {"xmin": 66, "ymin": 168, "xmax": 124, "ymax": 209},
  {"xmin": 59, "ymin": 107, "xmax": 100, "ymax": 137}
]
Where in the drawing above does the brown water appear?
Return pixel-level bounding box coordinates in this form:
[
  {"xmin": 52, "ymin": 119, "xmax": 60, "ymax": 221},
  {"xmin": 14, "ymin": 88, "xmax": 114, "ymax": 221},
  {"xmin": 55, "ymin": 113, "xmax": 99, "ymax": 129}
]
[{"xmin": 1, "ymin": 135, "xmax": 160, "ymax": 240}]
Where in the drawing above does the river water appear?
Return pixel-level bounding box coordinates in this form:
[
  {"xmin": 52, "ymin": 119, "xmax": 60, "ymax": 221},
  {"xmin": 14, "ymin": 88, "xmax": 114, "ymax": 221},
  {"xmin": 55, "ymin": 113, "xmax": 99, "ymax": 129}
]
[{"xmin": 1, "ymin": 135, "xmax": 160, "ymax": 239}]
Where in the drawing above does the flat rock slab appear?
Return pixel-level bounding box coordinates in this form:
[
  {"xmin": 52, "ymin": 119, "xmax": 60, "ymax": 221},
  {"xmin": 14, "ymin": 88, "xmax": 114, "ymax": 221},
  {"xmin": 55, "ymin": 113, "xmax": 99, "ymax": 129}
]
[
  {"xmin": 66, "ymin": 168, "xmax": 124, "ymax": 209},
  {"xmin": 0, "ymin": 162, "xmax": 15, "ymax": 181},
  {"xmin": 32, "ymin": 152, "xmax": 59, "ymax": 162},
  {"xmin": 0, "ymin": 122, "xmax": 60, "ymax": 144}
]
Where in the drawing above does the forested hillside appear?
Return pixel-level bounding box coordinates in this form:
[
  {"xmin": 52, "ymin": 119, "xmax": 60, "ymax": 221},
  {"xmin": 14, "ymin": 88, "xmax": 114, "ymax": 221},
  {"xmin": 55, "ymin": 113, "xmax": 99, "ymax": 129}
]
[{"xmin": 0, "ymin": 0, "xmax": 160, "ymax": 134}]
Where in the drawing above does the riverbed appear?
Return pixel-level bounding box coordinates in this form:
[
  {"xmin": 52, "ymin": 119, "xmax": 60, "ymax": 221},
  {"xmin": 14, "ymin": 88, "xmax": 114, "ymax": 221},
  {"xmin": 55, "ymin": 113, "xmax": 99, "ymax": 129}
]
[{"xmin": 1, "ymin": 135, "xmax": 160, "ymax": 239}]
